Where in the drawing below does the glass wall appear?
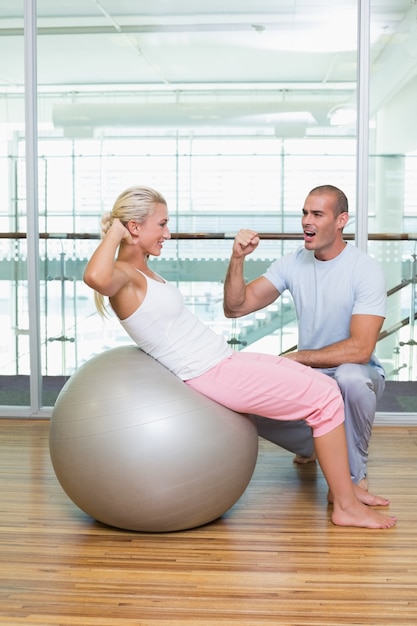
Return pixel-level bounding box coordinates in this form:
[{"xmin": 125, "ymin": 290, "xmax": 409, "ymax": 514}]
[
  {"xmin": 368, "ymin": 0, "xmax": 417, "ymax": 387},
  {"xmin": 0, "ymin": 0, "xmax": 29, "ymax": 407},
  {"xmin": 0, "ymin": 1, "xmax": 416, "ymax": 416}
]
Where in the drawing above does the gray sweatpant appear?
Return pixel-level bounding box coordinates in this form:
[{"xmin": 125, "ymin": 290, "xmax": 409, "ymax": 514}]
[{"xmin": 253, "ymin": 362, "xmax": 385, "ymax": 484}]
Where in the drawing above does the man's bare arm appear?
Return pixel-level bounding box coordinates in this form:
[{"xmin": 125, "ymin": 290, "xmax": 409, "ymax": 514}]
[
  {"xmin": 223, "ymin": 229, "xmax": 280, "ymax": 317},
  {"xmin": 284, "ymin": 314, "xmax": 384, "ymax": 368}
]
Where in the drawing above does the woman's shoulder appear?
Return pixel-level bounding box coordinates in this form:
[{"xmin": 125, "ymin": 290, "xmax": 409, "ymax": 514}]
[{"xmin": 114, "ymin": 259, "xmax": 148, "ymax": 281}]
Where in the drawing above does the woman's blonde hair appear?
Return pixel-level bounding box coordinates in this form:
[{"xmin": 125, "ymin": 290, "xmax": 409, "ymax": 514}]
[{"xmin": 94, "ymin": 185, "xmax": 167, "ymax": 317}]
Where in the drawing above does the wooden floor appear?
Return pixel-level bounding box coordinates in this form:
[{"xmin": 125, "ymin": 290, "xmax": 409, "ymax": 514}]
[{"xmin": 1, "ymin": 420, "xmax": 416, "ymax": 626}]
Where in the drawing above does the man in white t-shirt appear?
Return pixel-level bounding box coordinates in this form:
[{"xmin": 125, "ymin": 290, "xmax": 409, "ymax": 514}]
[{"xmin": 223, "ymin": 184, "xmax": 386, "ymax": 489}]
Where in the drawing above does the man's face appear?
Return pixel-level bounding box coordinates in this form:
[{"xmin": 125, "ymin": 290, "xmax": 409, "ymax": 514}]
[{"xmin": 301, "ymin": 193, "xmax": 348, "ymax": 261}]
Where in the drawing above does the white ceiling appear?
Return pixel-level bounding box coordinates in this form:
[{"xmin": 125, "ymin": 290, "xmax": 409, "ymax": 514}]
[{"xmin": 0, "ymin": 0, "xmax": 416, "ymax": 136}]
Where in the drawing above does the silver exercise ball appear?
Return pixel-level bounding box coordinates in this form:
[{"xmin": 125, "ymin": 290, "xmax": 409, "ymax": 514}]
[{"xmin": 49, "ymin": 346, "xmax": 258, "ymax": 532}]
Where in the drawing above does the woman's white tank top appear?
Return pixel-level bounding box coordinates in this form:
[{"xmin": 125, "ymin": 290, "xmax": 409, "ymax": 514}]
[{"xmin": 119, "ymin": 271, "xmax": 233, "ymax": 380}]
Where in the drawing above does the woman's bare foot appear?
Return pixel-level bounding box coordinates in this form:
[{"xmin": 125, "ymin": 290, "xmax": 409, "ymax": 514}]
[
  {"xmin": 331, "ymin": 499, "xmax": 397, "ymax": 529},
  {"xmin": 328, "ymin": 484, "xmax": 390, "ymax": 507}
]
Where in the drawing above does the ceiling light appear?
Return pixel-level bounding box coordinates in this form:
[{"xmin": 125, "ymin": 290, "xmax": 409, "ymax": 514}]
[{"xmin": 328, "ymin": 105, "xmax": 357, "ymax": 126}]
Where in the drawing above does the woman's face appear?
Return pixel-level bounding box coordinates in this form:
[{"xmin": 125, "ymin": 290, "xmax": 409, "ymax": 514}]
[{"xmin": 138, "ymin": 203, "xmax": 171, "ymax": 256}]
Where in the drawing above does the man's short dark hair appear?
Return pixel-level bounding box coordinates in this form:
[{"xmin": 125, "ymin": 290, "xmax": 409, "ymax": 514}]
[{"xmin": 308, "ymin": 184, "xmax": 348, "ymax": 216}]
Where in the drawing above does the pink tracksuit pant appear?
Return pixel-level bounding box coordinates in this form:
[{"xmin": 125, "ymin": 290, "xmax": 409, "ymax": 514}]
[{"xmin": 185, "ymin": 351, "xmax": 344, "ymax": 438}]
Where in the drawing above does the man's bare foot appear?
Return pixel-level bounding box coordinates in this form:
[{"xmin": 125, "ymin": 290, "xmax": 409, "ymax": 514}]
[
  {"xmin": 331, "ymin": 499, "xmax": 397, "ymax": 529},
  {"xmin": 353, "ymin": 483, "xmax": 390, "ymax": 507},
  {"xmin": 293, "ymin": 452, "xmax": 317, "ymax": 464},
  {"xmin": 357, "ymin": 477, "xmax": 369, "ymax": 491},
  {"xmin": 328, "ymin": 484, "xmax": 390, "ymax": 507}
]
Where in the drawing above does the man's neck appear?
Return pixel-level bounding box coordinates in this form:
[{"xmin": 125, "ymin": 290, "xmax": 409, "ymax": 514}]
[{"xmin": 314, "ymin": 240, "xmax": 347, "ymax": 261}]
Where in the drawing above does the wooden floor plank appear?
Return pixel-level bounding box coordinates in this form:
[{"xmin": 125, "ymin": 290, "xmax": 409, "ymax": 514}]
[{"xmin": 0, "ymin": 420, "xmax": 416, "ymax": 625}]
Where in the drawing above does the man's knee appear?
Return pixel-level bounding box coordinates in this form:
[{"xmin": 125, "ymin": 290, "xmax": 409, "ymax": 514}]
[
  {"xmin": 334, "ymin": 363, "xmax": 377, "ymax": 399},
  {"xmin": 333, "ymin": 363, "xmax": 385, "ymax": 422}
]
